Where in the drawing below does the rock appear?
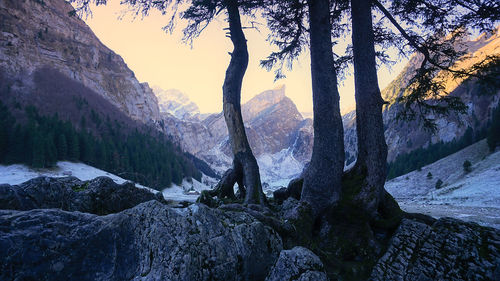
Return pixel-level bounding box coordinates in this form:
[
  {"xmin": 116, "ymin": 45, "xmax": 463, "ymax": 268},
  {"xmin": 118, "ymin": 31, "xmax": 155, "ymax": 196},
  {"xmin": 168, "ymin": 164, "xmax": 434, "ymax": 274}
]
[
  {"xmin": 0, "ymin": 0, "xmax": 160, "ymax": 123},
  {"xmin": 287, "ymin": 177, "xmax": 303, "ymax": 200},
  {"xmin": 273, "ymin": 178, "xmax": 303, "ymax": 205},
  {"xmin": 371, "ymin": 218, "xmax": 500, "ymax": 280},
  {"xmin": 273, "ymin": 187, "xmax": 289, "ymax": 204},
  {"xmin": 0, "ymin": 176, "xmax": 165, "ymax": 215},
  {"xmin": 0, "ymin": 200, "xmax": 283, "ymax": 281},
  {"xmin": 265, "ymin": 246, "xmax": 327, "ymax": 281}
]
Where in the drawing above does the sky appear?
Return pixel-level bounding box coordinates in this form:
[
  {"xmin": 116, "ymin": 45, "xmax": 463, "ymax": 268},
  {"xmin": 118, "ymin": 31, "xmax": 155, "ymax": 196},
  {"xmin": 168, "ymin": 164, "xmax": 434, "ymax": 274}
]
[{"xmin": 77, "ymin": 2, "xmax": 409, "ymax": 114}]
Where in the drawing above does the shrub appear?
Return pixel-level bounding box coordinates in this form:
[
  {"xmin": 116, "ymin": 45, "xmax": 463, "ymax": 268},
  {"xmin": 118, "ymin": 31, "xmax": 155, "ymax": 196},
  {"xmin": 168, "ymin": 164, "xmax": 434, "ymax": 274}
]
[
  {"xmin": 463, "ymin": 160, "xmax": 472, "ymax": 173},
  {"xmin": 427, "ymin": 172, "xmax": 433, "ymax": 179},
  {"xmin": 435, "ymin": 179, "xmax": 443, "ymax": 189}
]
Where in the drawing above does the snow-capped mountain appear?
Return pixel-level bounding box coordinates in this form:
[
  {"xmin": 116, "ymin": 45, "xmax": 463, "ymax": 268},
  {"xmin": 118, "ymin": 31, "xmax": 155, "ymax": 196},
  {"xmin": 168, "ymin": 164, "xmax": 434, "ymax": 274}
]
[
  {"xmin": 153, "ymin": 87, "xmax": 201, "ymax": 120},
  {"xmin": 158, "ymin": 85, "xmax": 313, "ymax": 187}
]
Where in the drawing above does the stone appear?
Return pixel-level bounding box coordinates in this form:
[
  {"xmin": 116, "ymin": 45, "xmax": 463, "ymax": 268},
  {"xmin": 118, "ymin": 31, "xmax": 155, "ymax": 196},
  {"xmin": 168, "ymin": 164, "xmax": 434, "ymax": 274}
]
[
  {"xmin": 0, "ymin": 176, "xmax": 165, "ymax": 215},
  {"xmin": 265, "ymin": 246, "xmax": 327, "ymax": 281},
  {"xmin": 0, "ymin": 201, "xmax": 282, "ymax": 281},
  {"xmin": 371, "ymin": 218, "xmax": 500, "ymax": 280}
]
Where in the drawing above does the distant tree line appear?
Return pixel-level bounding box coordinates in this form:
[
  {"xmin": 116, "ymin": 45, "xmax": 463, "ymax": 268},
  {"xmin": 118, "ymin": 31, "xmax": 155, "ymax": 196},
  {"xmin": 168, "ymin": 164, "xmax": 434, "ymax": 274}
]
[
  {"xmin": 0, "ymin": 101, "xmax": 201, "ymax": 190},
  {"xmin": 387, "ymin": 102, "xmax": 500, "ymax": 180}
]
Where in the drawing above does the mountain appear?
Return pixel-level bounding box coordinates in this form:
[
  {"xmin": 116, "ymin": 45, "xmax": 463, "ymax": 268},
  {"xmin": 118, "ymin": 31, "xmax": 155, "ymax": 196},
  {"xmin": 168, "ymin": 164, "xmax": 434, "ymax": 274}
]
[
  {"xmin": 157, "ymin": 85, "xmax": 313, "ymax": 186},
  {"xmin": 343, "ymin": 28, "xmax": 500, "ymax": 163},
  {"xmin": 0, "ymin": 0, "xmax": 208, "ymax": 189},
  {"xmin": 0, "ymin": 0, "xmax": 160, "ymax": 123},
  {"xmin": 153, "ymin": 87, "xmax": 201, "ymax": 120},
  {"xmin": 385, "ymin": 139, "xmax": 500, "ymax": 229}
]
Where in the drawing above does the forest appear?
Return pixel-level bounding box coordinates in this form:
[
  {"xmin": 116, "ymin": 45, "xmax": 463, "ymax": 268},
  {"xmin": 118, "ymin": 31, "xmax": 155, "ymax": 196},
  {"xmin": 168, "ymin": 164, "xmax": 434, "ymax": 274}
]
[{"xmin": 0, "ymin": 101, "xmax": 201, "ymax": 190}]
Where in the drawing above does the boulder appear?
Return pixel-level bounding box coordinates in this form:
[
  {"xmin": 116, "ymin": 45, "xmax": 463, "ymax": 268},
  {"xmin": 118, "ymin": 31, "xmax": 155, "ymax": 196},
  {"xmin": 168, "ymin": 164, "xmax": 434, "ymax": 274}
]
[
  {"xmin": 0, "ymin": 176, "xmax": 165, "ymax": 215},
  {"xmin": 265, "ymin": 246, "xmax": 327, "ymax": 281},
  {"xmin": 371, "ymin": 218, "xmax": 500, "ymax": 280},
  {"xmin": 273, "ymin": 178, "xmax": 303, "ymax": 204},
  {"xmin": 0, "ymin": 201, "xmax": 283, "ymax": 281}
]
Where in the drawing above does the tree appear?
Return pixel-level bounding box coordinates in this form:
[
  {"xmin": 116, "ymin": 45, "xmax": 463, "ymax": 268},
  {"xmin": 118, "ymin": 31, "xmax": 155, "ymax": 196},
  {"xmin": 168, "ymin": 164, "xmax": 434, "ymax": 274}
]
[
  {"xmin": 349, "ymin": 0, "xmax": 389, "ymax": 215},
  {"xmin": 463, "ymin": 160, "xmax": 472, "ymax": 173},
  {"xmin": 435, "ymin": 178, "xmax": 443, "ymax": 189},
  {"xmin": 57, "ymin": 134, "xmax": 68, "ymax": 160},
  {"xmin": 348, "ymin": 0, "xmax": 499, "ymax": 217},
  {"xmin": 263, "ymin": 0, "xmax": 347, "ymax": 216},
  {"xmin": 70, "ymin": 0, "xmax": 266, "ymax": 204},
  {"xmin": 487, "ymin": 102, "xmax": 500, "ymax": 151}
]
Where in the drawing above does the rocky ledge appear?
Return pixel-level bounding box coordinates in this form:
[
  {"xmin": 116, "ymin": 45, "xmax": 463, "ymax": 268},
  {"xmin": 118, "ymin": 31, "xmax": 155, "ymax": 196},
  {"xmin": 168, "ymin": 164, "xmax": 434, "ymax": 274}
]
[{"xmin": 0, "ymin": 177, "xmax": 499, "ymax": 280}]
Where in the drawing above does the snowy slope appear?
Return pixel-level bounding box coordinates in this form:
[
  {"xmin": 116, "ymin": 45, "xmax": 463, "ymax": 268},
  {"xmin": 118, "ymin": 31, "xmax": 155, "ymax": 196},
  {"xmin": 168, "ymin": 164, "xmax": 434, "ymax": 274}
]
[
  {"xmin": 386, "ymin": 139, "xmax": 500, "ymax": 228},
  {"xmin": 0, "ymin": 161, "xmax": 213, "ymax": 202}
]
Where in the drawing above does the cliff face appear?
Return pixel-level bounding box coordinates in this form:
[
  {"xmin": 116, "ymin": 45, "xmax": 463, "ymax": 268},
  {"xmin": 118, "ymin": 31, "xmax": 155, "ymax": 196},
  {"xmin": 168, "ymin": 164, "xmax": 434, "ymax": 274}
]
[
  {"xmin": 343, "ymin": 29, "xmax": 500, "ymax": 162},
  {"xmin": 0, "ymin": 0, "xmax": 160, "ymax": 123}
]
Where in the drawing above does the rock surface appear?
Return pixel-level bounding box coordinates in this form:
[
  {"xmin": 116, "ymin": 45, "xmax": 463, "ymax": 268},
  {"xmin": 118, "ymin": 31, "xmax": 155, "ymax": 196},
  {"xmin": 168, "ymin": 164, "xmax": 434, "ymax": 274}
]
[
  {"xmin": 371, "ymin": 218, "xmax": 500, "ymax": 280},
  {"xmin": 0, "ymin": 0, "xmax": 160, "ymax": 123},
  {"xmin": 0, "ymin": 200, "xmax": 283, "ymax": 281},
  {"xmin": 0, "ymin": 176, "xmax": 165, "ymax": 215},
  {"xmin": 1, "ymin": 176, "xmax": 500, "ymax": 280},
  {"xmin": 265, "ymin": 247, "xmax": 327, "ymax": 281}
]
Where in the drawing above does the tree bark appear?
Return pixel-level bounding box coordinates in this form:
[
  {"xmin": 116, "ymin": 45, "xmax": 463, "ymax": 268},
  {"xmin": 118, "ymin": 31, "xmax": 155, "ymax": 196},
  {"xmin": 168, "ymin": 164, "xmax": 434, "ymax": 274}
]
[
  {"xmin": 221, "ymin": 0, "xmax": 265, "ymax": 205},
  {"xmin": 301, "ymin": 0, "xmax": 345, "ymax": 217},
  {"xmin": 350, "ymin": 0, "xmax": 389, "ymax": 214}
]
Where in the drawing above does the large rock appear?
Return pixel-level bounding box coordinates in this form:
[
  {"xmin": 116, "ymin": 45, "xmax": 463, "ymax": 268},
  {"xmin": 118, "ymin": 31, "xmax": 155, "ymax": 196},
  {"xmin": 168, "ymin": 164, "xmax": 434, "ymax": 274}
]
[
  {"xmin": 371, "ymin": 218, "xmax": 500, "ymax": 280},
  {"xmin": 265, "ymin": 246, "xmax": 327, "ymax": 281},
  {"xmin": 0, "ymin": 200, "xmax": 283, "ymax": 281},
  {"xmin": 0, "ymin": 176, "xmax": 165, "ymax": 215}
]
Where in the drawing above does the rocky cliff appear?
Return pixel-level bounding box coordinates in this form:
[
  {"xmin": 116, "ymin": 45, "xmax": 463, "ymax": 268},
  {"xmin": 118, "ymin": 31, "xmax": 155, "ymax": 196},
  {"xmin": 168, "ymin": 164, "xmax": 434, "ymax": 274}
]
[{"xmin": 0, "ymin": 0, "xmax": 160, "ymax": 123}]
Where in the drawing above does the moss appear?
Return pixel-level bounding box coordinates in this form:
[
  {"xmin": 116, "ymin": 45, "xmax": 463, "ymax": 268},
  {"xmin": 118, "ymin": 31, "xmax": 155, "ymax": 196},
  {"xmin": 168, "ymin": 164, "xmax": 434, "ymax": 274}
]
[{"xmin": 71, "ymin": 182, "xmax": 88, "ymax": 192}]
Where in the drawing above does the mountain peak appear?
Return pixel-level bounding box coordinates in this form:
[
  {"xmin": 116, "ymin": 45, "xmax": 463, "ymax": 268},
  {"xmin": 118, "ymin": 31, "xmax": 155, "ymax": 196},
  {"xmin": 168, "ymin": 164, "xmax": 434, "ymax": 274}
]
[
  {"xmin": 153, "ymin": 87, "xmax": 200, "ymax": 119},
  {"xmin": 242, "ymin": 86, "xmax": 288, "ymax": 121}
]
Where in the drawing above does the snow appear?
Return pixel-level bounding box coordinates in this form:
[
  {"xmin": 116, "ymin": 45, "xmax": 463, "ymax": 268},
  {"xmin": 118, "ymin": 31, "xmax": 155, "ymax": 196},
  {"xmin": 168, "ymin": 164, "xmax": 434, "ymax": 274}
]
[
  {"xmin": 161, "ymin": 178, "xmax": 212, "ymax": 202},
  {"xmin": 257, "ymin": 148, "xmax": 303, "ymax": 191},
  {"xmin": 0, "ymin": 161, "xmax": 213, "ymax": 202},
  {"xmin": 386, "ymin": 139, "xmax": 500, "ymax": 228}
]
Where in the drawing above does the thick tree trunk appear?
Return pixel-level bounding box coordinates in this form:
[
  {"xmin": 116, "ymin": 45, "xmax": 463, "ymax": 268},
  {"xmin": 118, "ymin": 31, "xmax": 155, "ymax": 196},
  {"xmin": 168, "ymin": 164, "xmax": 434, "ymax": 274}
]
[
  {"xmin": 301, "ymin": 0, "xmax": 345, "ymax": 217},
  {"xmin": 350, "ymin": 0, "xmax": 389, "ymax": 214},
  {"xmin": 221, "ymin": 0, "xmax": 265, "ymax": 205}
]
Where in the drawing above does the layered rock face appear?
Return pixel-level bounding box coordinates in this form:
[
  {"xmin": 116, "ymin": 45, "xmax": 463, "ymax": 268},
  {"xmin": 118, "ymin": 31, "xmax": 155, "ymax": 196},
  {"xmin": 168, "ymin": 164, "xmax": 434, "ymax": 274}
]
[
  {"xmin": 0, "ymin": 0, "xmax": 160, "ymax": 123},
  {"xmin": 371, "ymin": 218, "xmax": 500, "ymax": 280}
]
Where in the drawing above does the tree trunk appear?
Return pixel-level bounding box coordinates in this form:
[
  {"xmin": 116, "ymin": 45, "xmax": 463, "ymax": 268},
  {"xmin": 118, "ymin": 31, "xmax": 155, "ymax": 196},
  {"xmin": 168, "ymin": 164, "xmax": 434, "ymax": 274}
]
[
  {"xmin": 221, "ymin": 0, "xmax": 265, "ymax": 205},
  {"xmin": 301, "ymin": 0, "xmax": 345, "ymax": 217},
  {"xmin": 350, "ymin": 0, "xmax": 390, "ymax": 214}
]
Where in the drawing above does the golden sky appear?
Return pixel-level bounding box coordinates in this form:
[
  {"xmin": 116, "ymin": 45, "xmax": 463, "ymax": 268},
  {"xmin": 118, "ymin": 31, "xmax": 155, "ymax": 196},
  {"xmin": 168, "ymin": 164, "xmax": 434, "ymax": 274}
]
[{"xmin": 79, "ymin": 2, "xmax": 408, "ymax": 114}]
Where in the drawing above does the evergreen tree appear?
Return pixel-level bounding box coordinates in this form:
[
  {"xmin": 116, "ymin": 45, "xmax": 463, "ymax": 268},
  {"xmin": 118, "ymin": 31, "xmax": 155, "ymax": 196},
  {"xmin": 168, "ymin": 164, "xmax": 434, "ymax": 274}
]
[
  {"xmin": 57, "ymin": 134, "xmax": 68, "ymax": 160},
  {"xmin": 487, "ymin": 103, "xmax": 500, "ymax": 151},
  {"xmin": 463, "ymin": 160, "xmax": 472, "ymax": 173},
  {"xmin": 32, "ymin": 132, "xmax": 46, "ymax": 168}
]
